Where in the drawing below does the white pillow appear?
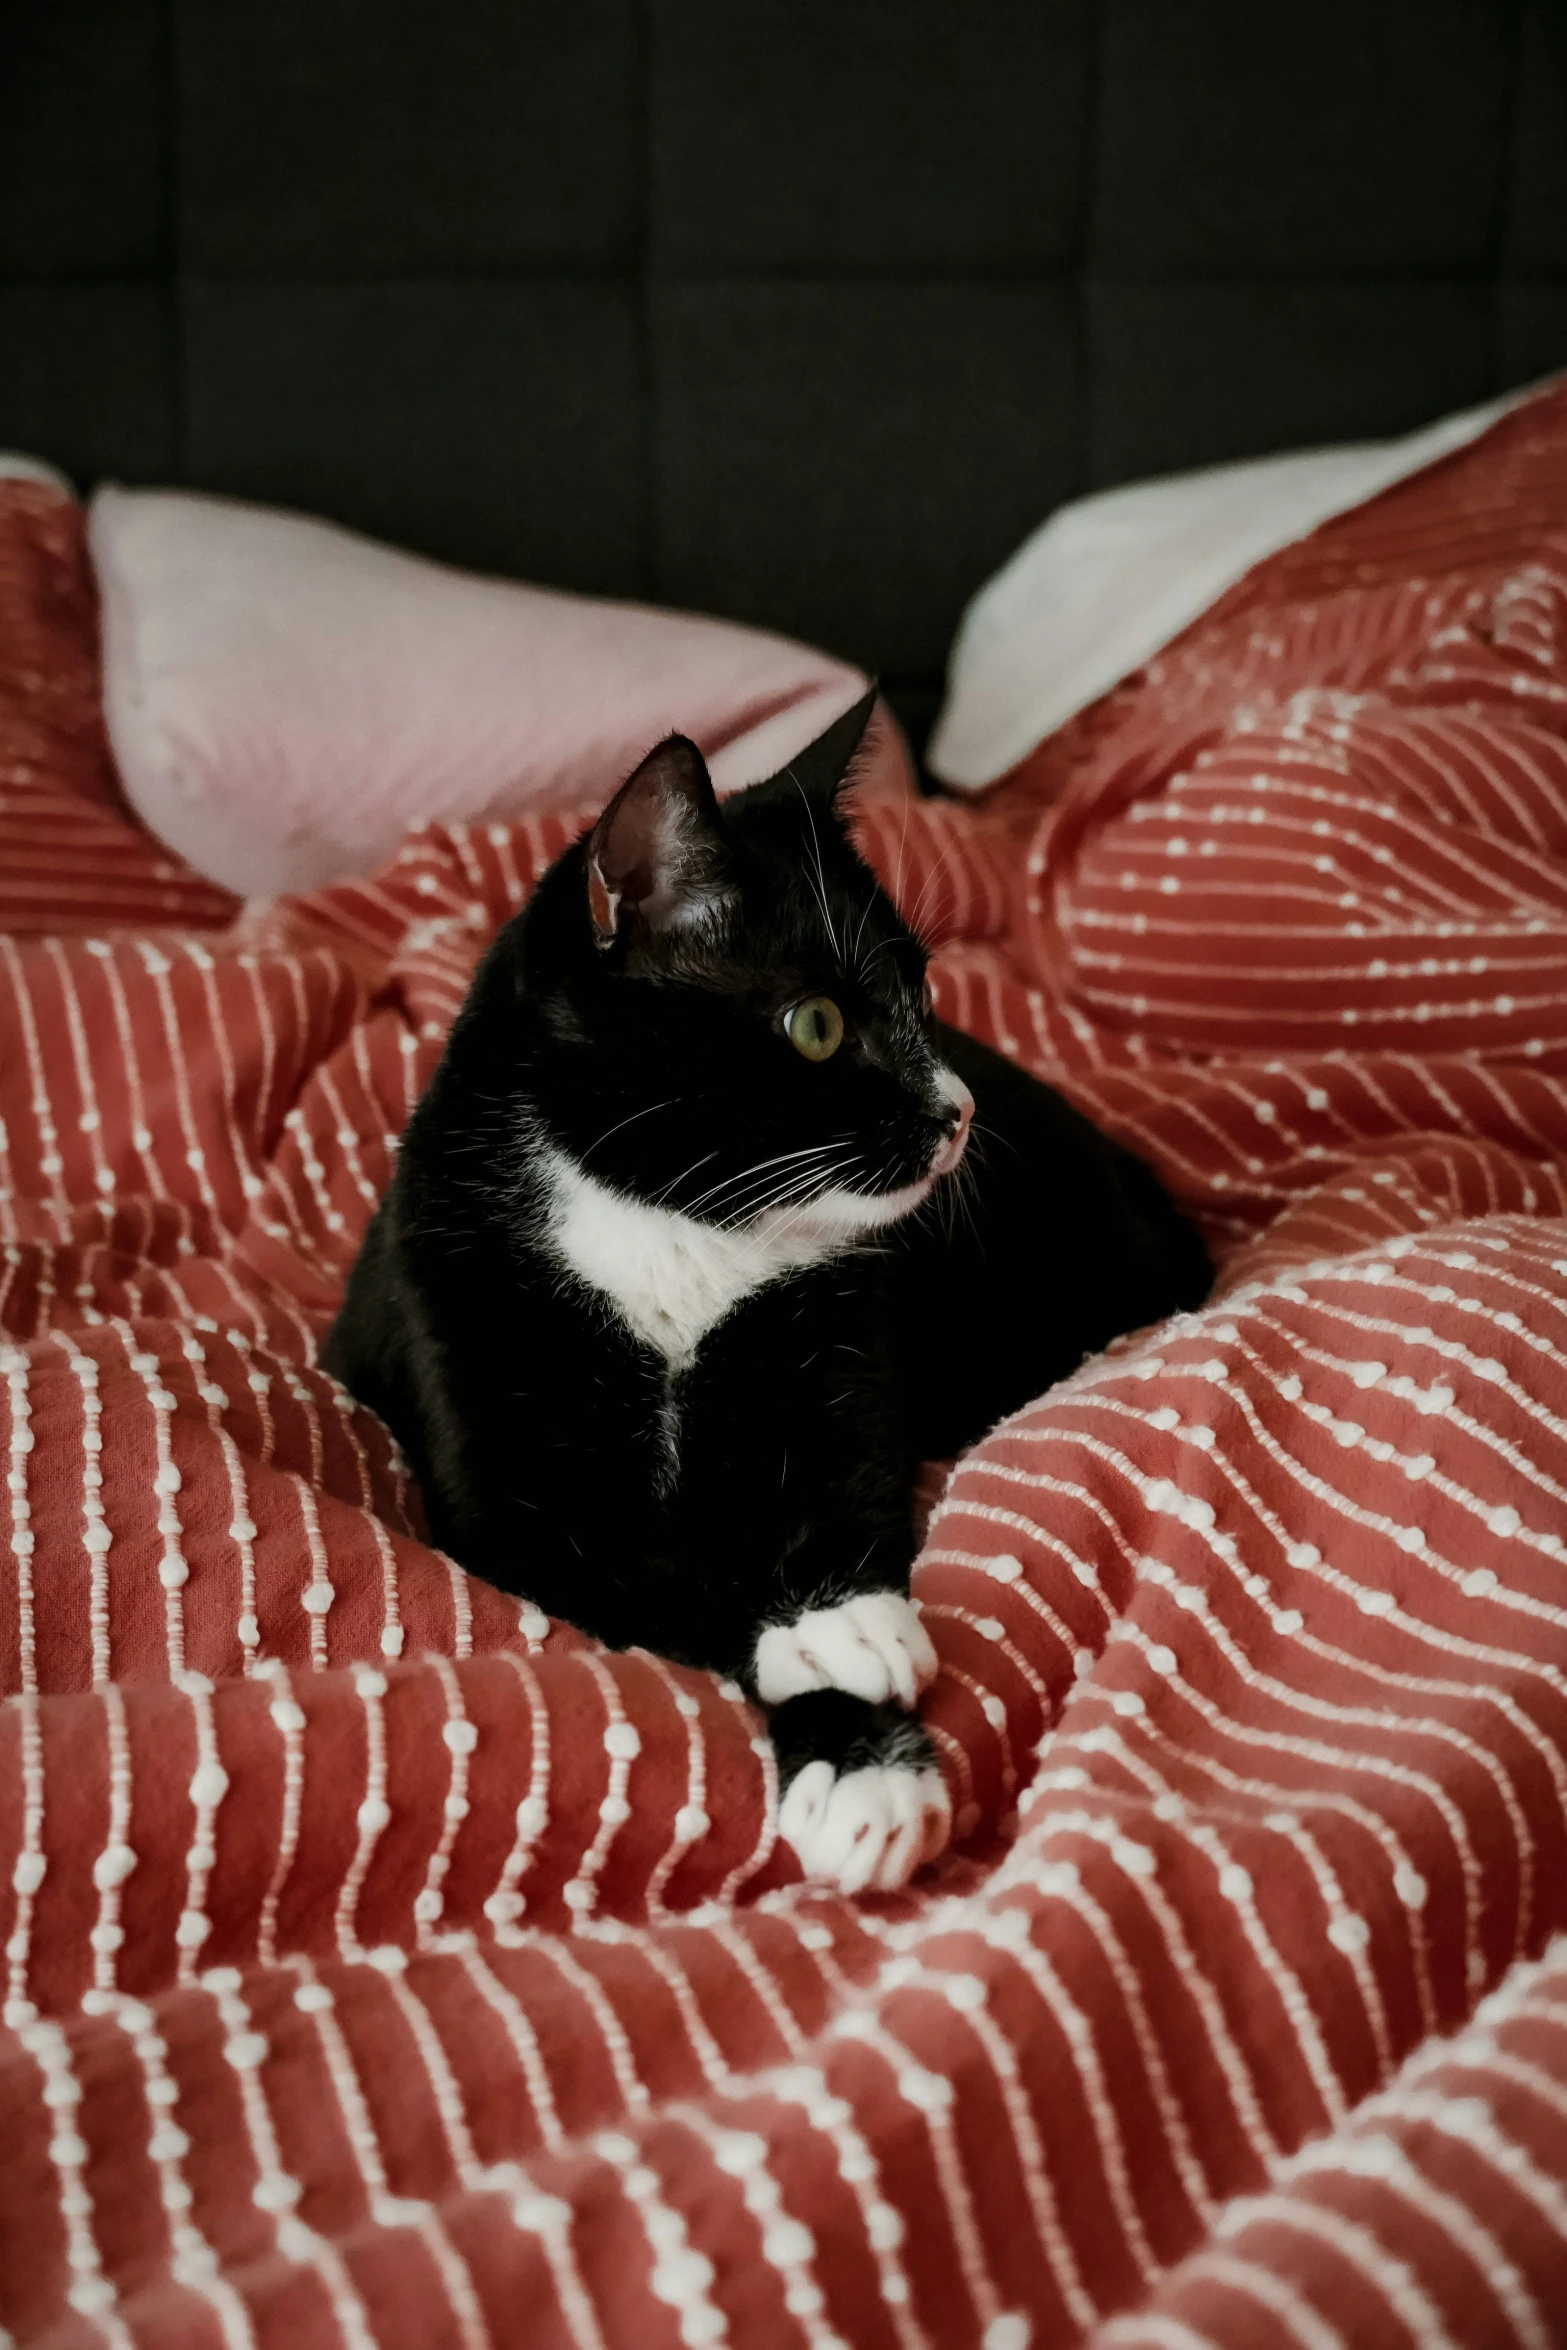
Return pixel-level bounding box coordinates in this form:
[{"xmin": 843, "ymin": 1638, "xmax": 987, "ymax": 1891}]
[
  {"xmin": 928, "ymin": 382, "xmax": 1547, "ymax": 790},
  {"xmin": 90, "ymin": 487, "xmax": 884, "ymax": 897}
]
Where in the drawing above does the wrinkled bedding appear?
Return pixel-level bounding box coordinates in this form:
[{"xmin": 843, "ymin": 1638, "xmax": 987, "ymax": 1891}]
[{"xmin": 6, "ymin": 383, "xmax": 1567, "ymax": 2346}]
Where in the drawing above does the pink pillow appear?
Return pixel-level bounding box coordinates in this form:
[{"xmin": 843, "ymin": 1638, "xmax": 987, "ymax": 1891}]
[{"xmin": 90, "ymin": 487, "xmax": 892, "ymax": 897}]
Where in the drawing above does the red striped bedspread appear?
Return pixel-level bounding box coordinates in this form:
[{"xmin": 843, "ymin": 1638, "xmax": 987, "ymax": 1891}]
[{"xmin": 5, "ymin": 382, "xmax": 1567, "ymax": 2347}]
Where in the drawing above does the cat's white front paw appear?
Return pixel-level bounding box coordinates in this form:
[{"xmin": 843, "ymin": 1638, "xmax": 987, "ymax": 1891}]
[
  {"xmin": 753, "ymin": 1590, "xmax": 936, "ymax": 1708},
  {"xmin": 779, "ymin": 1759, "xmax": 950, "ymax": 1894}
]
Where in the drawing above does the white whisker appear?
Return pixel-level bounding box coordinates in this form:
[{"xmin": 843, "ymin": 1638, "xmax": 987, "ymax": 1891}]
[
  {"xmin": 786, "ymin": 765, "xmax": 847, "ymax": 965},
  {"xmin": 582, "ymin": 1098, "xmax": 677, "ymax": 1164},
  {"xmin": 680, "ymin": 1139, "xmax": 849, "ymax": 1220}
]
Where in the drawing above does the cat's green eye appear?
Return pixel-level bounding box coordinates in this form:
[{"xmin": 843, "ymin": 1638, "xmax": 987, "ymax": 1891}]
[{"xmin": 787, "ymin": 995, "xmax": 844, "ymax": 1062}]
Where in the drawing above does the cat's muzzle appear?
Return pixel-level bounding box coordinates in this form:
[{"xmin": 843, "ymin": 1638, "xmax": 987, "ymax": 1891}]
[{"xmin": 927, "ymin": 1075, "xmax": 974, "ymax": 1178}]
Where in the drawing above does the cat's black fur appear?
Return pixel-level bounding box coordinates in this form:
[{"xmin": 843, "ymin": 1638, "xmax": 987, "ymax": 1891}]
[{"xmin": 325, "ymin": 693, "xmax": 1210, "ymax": 1848}]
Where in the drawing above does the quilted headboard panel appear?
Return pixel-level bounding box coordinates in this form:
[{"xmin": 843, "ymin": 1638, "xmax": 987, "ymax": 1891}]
[{"xmin": 1, "ymin": 0, "xmax": 1564, "ymax": 750}]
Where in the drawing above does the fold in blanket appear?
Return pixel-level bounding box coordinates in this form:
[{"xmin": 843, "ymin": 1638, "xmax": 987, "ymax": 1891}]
[{"xmin": 6, "ymin": 385, "xmax": 1567, "ymax": 2344}]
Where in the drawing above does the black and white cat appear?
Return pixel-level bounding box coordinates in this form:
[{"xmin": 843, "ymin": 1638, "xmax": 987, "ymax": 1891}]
[{"xmin": 325, "ymin": 692, "xmax": 1210, "ymax": 1891}]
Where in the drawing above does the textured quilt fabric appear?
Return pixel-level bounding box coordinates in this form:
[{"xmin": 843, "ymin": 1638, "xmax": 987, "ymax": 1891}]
[{"xmin": 6, "ymin": 384, "xmax": 1567, "ymax": 2347}]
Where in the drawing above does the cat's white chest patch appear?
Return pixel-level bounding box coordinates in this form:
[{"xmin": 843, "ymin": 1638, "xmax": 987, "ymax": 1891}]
[{"xmin": 538, "ymin": 1149, "xmax": 840, "ymax": 1365}]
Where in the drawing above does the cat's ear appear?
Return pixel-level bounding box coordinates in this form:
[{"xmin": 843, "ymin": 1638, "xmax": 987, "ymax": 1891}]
[
  {"xmin": 781, "ymin": 683, "xmax": 880, "ymax": 815},
  {"xmin": 586, "ymin": 735, "xmax": 732, "ymax": 946}
]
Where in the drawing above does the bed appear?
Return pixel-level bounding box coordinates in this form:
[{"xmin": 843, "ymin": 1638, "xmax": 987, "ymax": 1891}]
[{"xmin": 3, "ymin": 377, "xmax": 1567, "ymax": 2344}]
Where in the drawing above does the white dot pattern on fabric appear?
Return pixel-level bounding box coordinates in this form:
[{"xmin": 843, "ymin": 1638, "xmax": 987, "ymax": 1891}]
[{"xmin": 7, "ymin": 419, "xmax": 1567, "ymax": 2343}]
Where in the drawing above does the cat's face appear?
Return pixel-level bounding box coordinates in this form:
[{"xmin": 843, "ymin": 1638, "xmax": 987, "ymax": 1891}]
[{"xmin": 512, "ymin": 698, "xmax": 971, "ymax": 1240}]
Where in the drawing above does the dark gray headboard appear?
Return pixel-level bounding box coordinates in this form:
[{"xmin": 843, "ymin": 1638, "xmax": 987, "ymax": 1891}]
[{"xmin": 2, "ymin": 1, "xmax": 1564, "ymax": 752}]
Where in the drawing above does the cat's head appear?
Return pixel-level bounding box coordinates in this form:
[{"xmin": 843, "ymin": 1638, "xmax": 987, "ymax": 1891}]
[{"xmin": 511, "ymin": 690, "xmax": 971, "ymax": 1240}]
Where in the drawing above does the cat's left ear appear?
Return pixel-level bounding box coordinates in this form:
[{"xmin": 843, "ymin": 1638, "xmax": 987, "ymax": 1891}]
[
  {"xmin": 782, "ymin": 683, "xmax": 880, "ymax": 817},
  {"xmin": 587, "ymin": 735, "xmax": 733, "ymax": 946}
]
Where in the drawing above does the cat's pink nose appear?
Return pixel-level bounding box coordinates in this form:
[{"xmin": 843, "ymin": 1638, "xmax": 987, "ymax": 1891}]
[{"xmin": 930, "ymin": 1080, "xmax": 974, "ymax": 1176}]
